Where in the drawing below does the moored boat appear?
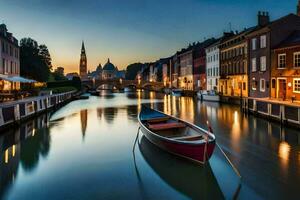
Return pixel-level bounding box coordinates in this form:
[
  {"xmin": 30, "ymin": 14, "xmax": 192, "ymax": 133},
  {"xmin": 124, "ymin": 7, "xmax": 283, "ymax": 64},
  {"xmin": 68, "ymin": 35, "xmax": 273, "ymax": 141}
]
[
  {"xmin": 197, "ymin": 91, "xmax": 220, "ymax": 102},
  {"xmin": 171, "ymin": 89, "xmax": 183, "ymax": 97},
  {"xmin": 138, "ymin": 106, "xmax": 216, "ymax": 164}
]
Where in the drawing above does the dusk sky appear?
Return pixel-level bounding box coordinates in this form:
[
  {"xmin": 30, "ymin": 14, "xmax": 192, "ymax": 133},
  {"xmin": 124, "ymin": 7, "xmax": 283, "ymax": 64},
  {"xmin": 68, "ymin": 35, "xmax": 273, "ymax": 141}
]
[{"xmin": 0, "ymin": 0, "xmax": 298, "ymax": 73}]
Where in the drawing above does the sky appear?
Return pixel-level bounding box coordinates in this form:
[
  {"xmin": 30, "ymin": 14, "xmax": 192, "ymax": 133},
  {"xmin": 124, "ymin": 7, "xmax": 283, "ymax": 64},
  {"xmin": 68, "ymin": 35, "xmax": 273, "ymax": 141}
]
[{"xmin": 0, "ymin": 0, "xmax": 298, "ymax": 73}]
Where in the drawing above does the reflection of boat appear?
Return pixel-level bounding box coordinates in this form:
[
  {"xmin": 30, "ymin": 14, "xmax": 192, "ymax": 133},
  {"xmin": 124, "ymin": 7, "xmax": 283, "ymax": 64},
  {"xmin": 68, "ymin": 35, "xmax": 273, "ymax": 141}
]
[
  {"xmin": 138, "ymin": 136, "xmax": 224, "ymax": 199},
  {"xmin": 197, "ymin": 91, "xmax": 220, "ymax": 102},
  {"xmin": 171, "ymin": 89, "xmax": 183, "ymax": 97},
  {"xmin": 138, "ymin": 106, "xmax": 216, "ymax": 164}
]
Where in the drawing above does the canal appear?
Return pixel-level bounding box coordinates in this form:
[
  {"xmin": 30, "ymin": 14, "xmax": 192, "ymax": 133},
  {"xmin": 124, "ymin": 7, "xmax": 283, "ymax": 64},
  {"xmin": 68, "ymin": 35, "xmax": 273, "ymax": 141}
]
[{"xmin": 0, "ymin": 91, "xmax": 299, "ymax": 200}]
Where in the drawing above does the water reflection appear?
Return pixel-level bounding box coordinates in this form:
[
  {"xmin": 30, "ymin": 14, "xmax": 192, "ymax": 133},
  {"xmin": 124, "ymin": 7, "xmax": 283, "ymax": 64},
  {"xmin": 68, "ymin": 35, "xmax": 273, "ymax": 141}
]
[{"xmin": 0, "ymin": 91, "xmax": 299, "ymax": 199}]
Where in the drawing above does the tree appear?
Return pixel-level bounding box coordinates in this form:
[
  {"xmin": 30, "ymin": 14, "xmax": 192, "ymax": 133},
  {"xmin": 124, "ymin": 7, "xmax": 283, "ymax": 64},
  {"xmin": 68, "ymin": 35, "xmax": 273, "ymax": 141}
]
[
  {"xmin": 20, "ymin": 38, "xmax": 52, "ymax": 82},
  {"xmin": 125, "ymin": 63, "xmax": 144, "ymax": 80}
]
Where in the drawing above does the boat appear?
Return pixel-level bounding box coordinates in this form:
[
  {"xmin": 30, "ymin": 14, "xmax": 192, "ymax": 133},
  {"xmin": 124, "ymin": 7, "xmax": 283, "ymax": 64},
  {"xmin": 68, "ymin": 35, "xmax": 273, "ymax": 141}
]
[
  {"xmin": 171, "ymin": 89, "xmax": 183, "ymax": 97},
  {"xmin": 137, "ymin": 136, "xmax": 224, "ymax": 199},
  {"xmin": 197, "ymin": 90, "xmax": 220, "ymax": 102},
  {"xmin": 138, "ymin": 106, "xmax": 216, "ymax": 164}
]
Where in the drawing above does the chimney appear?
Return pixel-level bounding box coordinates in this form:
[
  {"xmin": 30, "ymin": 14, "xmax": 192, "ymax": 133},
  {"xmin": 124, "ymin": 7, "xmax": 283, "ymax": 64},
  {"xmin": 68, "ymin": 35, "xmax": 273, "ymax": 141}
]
[
  {"xmin": 258, "ymin": 11, "xmax": 270, "ymax": 27},
  {"xmin": 297, "ymin": 0, "xmax": 300, "ymax": 16}
]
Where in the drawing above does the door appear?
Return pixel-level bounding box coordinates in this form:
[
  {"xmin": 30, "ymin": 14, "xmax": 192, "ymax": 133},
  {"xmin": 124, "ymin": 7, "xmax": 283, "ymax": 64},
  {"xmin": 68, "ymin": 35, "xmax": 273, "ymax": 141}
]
[{"xmin": 278, "ymin": 79, "xmax": 287, "ymax": 100}]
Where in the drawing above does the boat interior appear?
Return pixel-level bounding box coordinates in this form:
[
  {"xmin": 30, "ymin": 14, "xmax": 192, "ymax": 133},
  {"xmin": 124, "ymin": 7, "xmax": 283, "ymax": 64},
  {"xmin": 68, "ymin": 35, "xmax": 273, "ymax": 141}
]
[{"xmin": 143, "ymin": 116, "xmax": 205, "ymax": 141}]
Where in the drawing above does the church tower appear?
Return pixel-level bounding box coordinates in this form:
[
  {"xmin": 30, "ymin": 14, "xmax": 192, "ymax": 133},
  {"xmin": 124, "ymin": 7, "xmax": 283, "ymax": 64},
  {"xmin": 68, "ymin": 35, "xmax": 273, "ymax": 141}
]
[{"xmin": 79, "ymin": 41, "xmax": 87, "ymax": 80}]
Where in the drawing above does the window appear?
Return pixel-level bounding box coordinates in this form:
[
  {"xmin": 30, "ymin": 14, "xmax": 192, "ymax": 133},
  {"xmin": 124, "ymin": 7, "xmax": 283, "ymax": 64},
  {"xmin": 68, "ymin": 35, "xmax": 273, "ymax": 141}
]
[
  {"xmin": 260, "ymin": 35, "xmax": 267, "ymax": 48},
  {"xmin": 260, "ymin": 79, "xmax": 266, "ymax": 92},
  {"xmin": 252, "ymin": 38, "xmax": 257, "ymax": 50},
  {"xmin": 243, "ymin": 82, "xmax": 246, "ymax": 91},
  {"xmin": 252, "ymin": 58, "xmax": 257, "ymax": 72},
  {"xmin": 278, "ymin": 54, "xmax": 286, "ymax": 68},
  {"xmin": 294, "ymin": 52, "xmax": 300, "ymax": 68},
  {"xmin": 252, "ymin": 79, "xmax": 257, "ymax": 90},
  {"xmin": 294, "ymin": 79, "xmax": 300, "ymax": 93},
  {"xmin": 260, "ymin": 56, "xmax": 266, "ymax": 71}
]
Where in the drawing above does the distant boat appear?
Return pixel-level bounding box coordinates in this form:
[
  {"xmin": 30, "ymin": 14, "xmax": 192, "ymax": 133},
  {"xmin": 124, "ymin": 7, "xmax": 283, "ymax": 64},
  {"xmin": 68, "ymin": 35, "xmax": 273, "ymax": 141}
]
[
  {"xmin": 138, "ymin": 136, "xmax": 224, "ymax": 199},
  {"xmin": 197, "ymin": 91, "xmax": 220, "ymax": 102},
  {"xmin": 138, "ymin": 106, "xmax": 216, "ymax": 164},
  {"xmin": 171, "ymin": 89, "xmax": 183, "ymax": 97}
]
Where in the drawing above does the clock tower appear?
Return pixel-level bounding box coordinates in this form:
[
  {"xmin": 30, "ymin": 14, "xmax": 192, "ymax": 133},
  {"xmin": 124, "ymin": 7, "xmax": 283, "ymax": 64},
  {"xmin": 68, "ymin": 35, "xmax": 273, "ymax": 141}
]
[{"xmin": 79, "ymin": 41, "xmax": 87, "ymax": 80}]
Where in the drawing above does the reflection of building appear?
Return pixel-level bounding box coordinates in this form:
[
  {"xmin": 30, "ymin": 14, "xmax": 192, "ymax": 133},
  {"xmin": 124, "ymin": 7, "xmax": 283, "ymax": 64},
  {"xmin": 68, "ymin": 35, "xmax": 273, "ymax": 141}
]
[
  {"xmin": 271, "ymin": 31, "xmax": 300, "ymax": 101},
  {"xmin": 102, "ymin": 59, "xmax": 118, "ymax": 80},
  {"xmin": 0, "ymin": 24, "xmax": 20, "ymax": 91},
  {"xmin": 79, "ymin": 41, "xmax": 88, "ymax": 80},
  {"xmin": 80, "ymin": 110, "xmax": 88, "ymax": 138}
]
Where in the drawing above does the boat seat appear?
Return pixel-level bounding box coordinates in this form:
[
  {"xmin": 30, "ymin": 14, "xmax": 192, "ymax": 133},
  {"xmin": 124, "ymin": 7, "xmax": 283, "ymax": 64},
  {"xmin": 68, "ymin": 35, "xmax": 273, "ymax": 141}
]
[
  {"xmin": 146, "ymin": 117, "xmax": 169, "ymax": 123},
  {"xmin": 148, "ymin": 122, "xmax": 186, "ymax": 131},
  {"xmin": 173, "ymin": 135, "xmax": 203, "ymax": 140}
]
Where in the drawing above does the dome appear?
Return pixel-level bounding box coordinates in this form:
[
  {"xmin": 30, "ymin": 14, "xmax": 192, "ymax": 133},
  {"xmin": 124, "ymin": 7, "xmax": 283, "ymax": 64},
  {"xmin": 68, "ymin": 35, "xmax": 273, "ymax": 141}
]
[{"xmin": 103, "ymin": 58, "xmax": 116, "ymax": 71}]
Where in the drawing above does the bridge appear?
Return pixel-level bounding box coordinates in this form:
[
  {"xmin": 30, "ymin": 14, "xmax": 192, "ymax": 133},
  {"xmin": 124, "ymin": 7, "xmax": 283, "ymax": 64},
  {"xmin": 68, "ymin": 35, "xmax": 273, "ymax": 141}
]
[{"xmin": 81, "ymin": 79, "xmax": 165, "ymax": 91}]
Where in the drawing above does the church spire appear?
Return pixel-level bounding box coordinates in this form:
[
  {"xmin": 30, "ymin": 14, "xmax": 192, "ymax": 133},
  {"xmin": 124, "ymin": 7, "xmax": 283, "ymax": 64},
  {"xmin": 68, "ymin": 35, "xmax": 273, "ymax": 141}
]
[{"xmin": 81, "ymin": 41, "xmax": 85, "ymax": 53}]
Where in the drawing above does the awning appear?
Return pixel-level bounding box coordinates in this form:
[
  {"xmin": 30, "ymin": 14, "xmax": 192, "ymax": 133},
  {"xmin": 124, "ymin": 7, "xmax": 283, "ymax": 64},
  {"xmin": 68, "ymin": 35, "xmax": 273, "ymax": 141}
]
[{"xmin": 0, "ymin": 75, "xmax": 37, "ymax": 83}]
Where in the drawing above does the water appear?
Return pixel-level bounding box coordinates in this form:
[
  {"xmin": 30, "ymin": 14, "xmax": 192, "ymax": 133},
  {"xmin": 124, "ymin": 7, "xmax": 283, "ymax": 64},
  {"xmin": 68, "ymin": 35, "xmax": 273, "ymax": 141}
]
[{"xmin": 1, "ymin": 91, "xmax": 300, "ymax": 200}]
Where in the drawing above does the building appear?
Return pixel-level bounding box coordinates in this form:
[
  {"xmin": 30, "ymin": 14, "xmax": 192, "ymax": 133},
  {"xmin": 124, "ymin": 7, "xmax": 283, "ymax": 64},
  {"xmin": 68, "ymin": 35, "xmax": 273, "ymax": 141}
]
[
  {"xmin": 0, "ymin": 24, "xmax": 20, "ymax": 91},
  {"xmin": 219, "ymin": 29, "xmax": 253, "ymax": 97},
  {"xmin": 162, "ymin": 58, "xmax": 172, "ymax": 87},
  {"xmin": 170, "ymin": 53, "xmax": 180, "ymax": 88},
  {"xmin": 178, "ymin": 48, "xmax": 193, "ymax": 90},
  {"xmin": 271, "ymin": 30, "xmax": 300, "ymax": 101},
  {"xmin": 247, "ymin": 9, "xmax": 300, "ymax": 98},
  {"xmin": 66, "ymin": 72, "xmax": 79, "ymax": 80},
  {"xmin": 206, "ymin": 41, "xmax": 220, "ymax": 91},
  {"xmin": 102, "ymin": 58, "xmax": 118, "ymax": 80},
  {"xmin": 149, "ymin": 62, "xmax": 158, "ymax": 82},
  {"xmin": 79, "ymin": 41, "xmax": 87, "ymax": 80},
  {"xmin": 88, "ymin": 64, "xmax": 102, "ymax": 80}
]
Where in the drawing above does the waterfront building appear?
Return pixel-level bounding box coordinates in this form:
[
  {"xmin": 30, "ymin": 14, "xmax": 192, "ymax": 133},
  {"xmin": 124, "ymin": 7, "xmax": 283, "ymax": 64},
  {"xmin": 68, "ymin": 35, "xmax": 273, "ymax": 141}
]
[
  {"xmin": 66, "ymin": 72, "xmax": 79, "ymax": 80},
  {"xmin": 160, "ymin": 57, "xmax": 172, "ymax": 87},
  {"xmin": 206, "ymin": 40, "xmax": 220, "ymax": 91},
  {"xmin": 88, "ymin": 64, "xmax": 102, "ymax": 80},
  {"xmin": 149, "ymin": 62, "xmax": 158, "ymax": 82},
  {"xmin": 219, "ymin": 29, "xmax": 253, "ymax": 97},
  {"xmin": 79, "ymin": 41, "xmax": 88, "ymax": 80},
  {"xmin": 102, "ymin": 58, "xmax": 118, "ymax": 80},
  {"xmin": 193, "ymin": 39, "xmax": 216, "ymax": 91},
  {"xmin": 170, "ymin": 53, "xmax": 180, "ymax": 88},
  {"xmin": 178, "ymin": 48, "xmax": 193, "ymax": 90},
  {"xmin": 247, "ymin": 9, "xmax": 300, "ymax": 98},
  {"xmin": 0, "ymin": 24, "xmax": 20, "ymax": 91},
  {"xmin": 271, "ymin": 30, "xmax": 300, "ymax": 101}
]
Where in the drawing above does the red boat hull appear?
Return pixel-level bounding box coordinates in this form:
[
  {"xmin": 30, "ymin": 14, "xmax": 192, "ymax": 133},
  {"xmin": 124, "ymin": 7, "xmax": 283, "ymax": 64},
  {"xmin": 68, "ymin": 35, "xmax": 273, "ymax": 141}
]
[{"xmin": 140, "ymin": 125, "xmax": 216, "ymax": 164}]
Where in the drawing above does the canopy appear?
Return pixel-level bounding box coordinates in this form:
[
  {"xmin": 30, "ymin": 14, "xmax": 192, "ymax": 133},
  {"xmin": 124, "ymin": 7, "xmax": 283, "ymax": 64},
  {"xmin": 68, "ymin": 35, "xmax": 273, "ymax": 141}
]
[{"xmin": 0, "ymin": 75, "xmax": 36, "ymax": 83}]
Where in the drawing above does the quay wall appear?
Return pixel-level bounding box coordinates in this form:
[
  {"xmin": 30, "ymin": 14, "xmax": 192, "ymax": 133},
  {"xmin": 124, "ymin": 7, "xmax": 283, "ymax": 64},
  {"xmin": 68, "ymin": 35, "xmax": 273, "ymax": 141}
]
[
  {"xmin": 242, "ymin": 98, "xmax": 300, "ymax": 128},
  {"xmin": 0, "ymin": 91, "xmax": 76, "ymax": 131}
]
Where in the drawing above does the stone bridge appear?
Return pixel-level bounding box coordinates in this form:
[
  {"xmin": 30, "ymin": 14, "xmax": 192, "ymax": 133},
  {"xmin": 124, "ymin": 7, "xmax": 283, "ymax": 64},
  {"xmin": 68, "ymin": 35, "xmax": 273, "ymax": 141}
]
[{"xmin": 81, "ymin": 79, "xmax": 165, "ymax": 91}]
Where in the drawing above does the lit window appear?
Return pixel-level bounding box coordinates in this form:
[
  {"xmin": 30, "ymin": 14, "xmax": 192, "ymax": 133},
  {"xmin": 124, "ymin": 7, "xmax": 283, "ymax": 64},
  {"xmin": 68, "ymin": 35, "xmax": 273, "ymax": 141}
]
[
  {"xmin": 260, "ymin": 35, "xmax": 267, "ymax": 48},
  {"xmin": 294, "ymin": 52, "xmax": 300, "ymax": 68},
  {"xmin": 278, "ymin": 54, "xmax": 286, "ymax": 68},
  {"xmin": 252, "ymin": 38, "xmax": 257, "ymax": 50},
  {"xmin": 260, "ymin": 79, "xmax": 266, "ymax": 92},
  {"xmin": 252, "ymin": 58, "xmax": 257, "ymax": 72},
  {"xmin": 252, "ymin": 79, "xmax": 257, "ymax": 90},
  {"xmin": 260, "ymin": 56, "xmax": 266, "ymax": 71},
  {"xmin": 294, "ymin": 79, "xmax": 300, "ymax": 93}
]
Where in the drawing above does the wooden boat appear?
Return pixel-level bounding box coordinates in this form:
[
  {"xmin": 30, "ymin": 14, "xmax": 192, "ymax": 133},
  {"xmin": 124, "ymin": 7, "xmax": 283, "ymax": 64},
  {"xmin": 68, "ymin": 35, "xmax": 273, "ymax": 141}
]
[
  {"xmin": 138, "ymin": 106, "xmax": 216, "ymax": 164},
  {"xmin": 137, "ymin": 136, "xmax": 224, "ymax": 199},
  {"xmin": 171, "ymin": 89, "xmax": 183, "ymax": 97},
  {"xmin": 197, "ymin": 91, "xmax": 220, "ymax": 102}
]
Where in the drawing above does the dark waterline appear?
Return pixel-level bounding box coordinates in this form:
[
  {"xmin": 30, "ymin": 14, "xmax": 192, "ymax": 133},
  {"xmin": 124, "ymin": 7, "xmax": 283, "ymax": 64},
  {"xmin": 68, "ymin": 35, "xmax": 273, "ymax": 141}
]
[{"xmin": 0, "ymin": 91, "xmax": 299, "ymax": 199}]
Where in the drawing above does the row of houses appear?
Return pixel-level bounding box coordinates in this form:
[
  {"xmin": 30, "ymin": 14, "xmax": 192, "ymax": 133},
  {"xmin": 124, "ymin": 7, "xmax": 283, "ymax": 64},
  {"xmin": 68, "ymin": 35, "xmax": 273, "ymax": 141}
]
[{"xmin": 140, "ymin": 2, "xmax": 300, "ymax": 101}]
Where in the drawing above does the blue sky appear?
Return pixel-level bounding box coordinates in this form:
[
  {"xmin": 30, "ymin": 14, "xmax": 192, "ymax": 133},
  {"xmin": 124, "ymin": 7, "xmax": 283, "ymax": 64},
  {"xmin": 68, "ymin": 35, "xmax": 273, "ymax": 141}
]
[{"xmin": 0, "ymin": 0, "xmax": 298, "ymax": 72}]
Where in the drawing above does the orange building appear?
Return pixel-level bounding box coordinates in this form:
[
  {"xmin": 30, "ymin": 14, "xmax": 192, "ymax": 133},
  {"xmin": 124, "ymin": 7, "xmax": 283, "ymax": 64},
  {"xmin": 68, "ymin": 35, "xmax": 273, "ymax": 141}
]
[{"xmin": 271, "ymin": 31, "xmax": 300, "ymax": 101}]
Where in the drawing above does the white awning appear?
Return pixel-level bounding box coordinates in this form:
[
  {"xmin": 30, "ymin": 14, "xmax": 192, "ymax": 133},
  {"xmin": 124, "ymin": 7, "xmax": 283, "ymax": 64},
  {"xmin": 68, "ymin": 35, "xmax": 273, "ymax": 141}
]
[{"xmin": 0, "ymin": 75, "xmax": 37, "ymax": 83}]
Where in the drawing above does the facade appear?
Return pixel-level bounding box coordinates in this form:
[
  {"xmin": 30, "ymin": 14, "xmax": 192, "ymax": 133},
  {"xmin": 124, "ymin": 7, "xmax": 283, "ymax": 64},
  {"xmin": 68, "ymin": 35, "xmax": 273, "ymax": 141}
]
[
  {"xmin": 0, "ymin": 24, "xmax": 20, "ymax": 91},
  {"xmin": 219, "ymin": 29, "xmax": 252, "ymax": 97},
  {"xmin": 149, "ymin": 63, "xmax": 158, "ymax": 82},
  {"xmin": 170, "ymin": 53, "xmax": 180, "ymax": 88},
  {"xmin": 79, "ymin": 41, "xmax": 87, "ymax": 80},
  {"xmin": 102, "ymin": 59, "xmax": 118, "ymax": 80},
  {"xmin": 88, "ymin": 64, "xmax": 102, "ymax": 80},
  {"xmin": 206, "ymin": 41, "xmax": 220, "ymax": 91},
  {"xmin": 271, "ymin": 31, "xmax": 300, "ymax": 101},
  {"xmin": 247, "ymin": 12, "xmax": 300, "ymax": 98},
  {"xmin": 178, "ymin": 49, "xmax": 193, "ymax": 90}
]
